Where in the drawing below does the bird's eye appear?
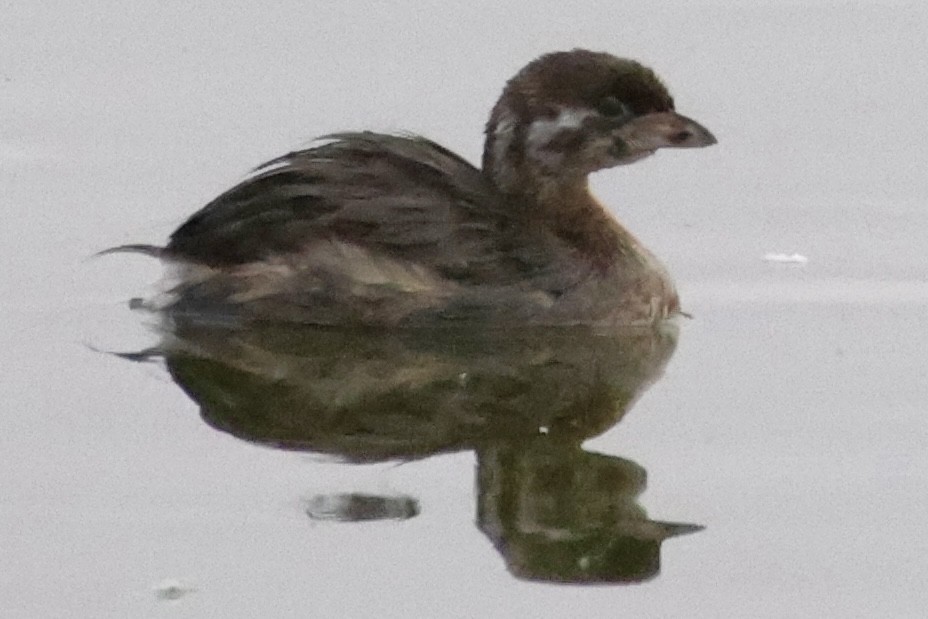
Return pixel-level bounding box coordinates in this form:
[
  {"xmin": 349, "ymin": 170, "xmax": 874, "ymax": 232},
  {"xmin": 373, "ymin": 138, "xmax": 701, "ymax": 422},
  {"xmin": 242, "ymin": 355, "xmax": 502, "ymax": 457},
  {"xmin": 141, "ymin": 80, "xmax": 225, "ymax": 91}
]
[{"xmin": 597, "ymin": 96, "xmax": 631, "ymax": 118}]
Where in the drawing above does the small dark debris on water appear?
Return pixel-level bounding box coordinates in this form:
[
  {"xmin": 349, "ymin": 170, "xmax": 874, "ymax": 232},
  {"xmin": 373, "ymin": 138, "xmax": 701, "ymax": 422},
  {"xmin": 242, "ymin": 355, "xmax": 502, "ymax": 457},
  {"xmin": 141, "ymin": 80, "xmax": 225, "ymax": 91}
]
[
  {"xmin": 153, "ymin": 579, "xmax": 196, "ymax": 601},
  {"xmin": 304, "ymin": 493, "xmax": 420, "ymax": 522}
]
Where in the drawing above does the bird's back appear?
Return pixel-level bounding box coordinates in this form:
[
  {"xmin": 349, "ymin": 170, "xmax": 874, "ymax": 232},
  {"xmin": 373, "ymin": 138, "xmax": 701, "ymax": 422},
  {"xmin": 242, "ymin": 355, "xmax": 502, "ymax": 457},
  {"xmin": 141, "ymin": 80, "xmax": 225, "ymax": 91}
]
[{"xmin": 163, "ymin": 132, "xmax": 584, "ymax": 325}]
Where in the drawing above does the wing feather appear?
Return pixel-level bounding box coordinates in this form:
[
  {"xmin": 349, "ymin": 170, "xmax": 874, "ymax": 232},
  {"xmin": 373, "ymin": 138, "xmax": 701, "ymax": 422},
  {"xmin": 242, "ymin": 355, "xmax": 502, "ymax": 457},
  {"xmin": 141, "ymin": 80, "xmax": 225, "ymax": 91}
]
[{"xmin": 167, "ymin": 132, "xmax": 565, "ymax": 287}]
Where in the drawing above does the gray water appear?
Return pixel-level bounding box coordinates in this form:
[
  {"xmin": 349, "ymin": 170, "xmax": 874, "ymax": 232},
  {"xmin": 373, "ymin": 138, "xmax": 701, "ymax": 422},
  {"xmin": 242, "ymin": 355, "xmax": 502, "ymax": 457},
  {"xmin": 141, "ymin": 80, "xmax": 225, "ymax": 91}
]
[{"xmin": 3, "ymin": 2, "xmax": 928, "ymax": 617}]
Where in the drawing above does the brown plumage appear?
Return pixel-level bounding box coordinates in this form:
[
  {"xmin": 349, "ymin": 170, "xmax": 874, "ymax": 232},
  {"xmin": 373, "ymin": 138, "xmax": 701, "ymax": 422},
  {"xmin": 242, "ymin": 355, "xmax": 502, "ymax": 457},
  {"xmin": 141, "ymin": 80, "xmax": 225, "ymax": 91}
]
[{"xmin": 118, "ymin": 49, "xmax": 716, "ymax": 327}]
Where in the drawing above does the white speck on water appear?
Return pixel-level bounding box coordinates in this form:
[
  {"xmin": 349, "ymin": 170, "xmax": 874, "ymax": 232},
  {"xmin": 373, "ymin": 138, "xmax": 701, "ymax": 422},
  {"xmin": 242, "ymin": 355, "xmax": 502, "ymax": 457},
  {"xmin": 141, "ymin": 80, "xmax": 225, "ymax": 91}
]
[
  {"xmin": 539, "ymin": 426, "xmax": 549, "ymax": 434},
  {"xmin": 762, "ymin": 252, "xmax": 809, "ymax": 264},
  {"xmin": 0, "ymin": 140, "xmax": 49, "ymax": 164}
]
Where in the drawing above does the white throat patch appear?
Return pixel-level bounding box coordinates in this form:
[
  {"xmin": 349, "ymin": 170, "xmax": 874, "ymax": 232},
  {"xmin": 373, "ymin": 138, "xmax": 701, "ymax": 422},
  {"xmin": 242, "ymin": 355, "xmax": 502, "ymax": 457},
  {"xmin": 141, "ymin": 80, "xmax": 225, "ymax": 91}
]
[{"xmin": 525, "ymin": 107, "xmax": 593, "ymax": 168}]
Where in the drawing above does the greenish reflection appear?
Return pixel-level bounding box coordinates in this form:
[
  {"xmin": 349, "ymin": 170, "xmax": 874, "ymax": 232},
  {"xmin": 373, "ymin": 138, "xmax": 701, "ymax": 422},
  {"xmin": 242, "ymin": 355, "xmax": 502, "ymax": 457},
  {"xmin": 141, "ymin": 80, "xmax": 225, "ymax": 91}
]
[
  {"xmin": 478, "ymin": 439, "xmax": 702, "ymax": 583},
  {"xmin": 129, "ymin": 319, "xmax": 700, "ymax": 584}
]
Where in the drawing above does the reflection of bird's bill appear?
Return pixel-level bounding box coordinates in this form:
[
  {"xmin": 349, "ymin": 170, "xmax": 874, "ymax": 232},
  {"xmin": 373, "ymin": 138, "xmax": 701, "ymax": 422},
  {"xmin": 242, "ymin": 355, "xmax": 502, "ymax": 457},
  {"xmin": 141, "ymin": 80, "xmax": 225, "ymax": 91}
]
[
  {"xmin": 617, "ymin": 111, "xmax": 717, "ymax": 158},
  {"xmin": 627, "ymin": 520, "xmax": 706, "ymax": 541}
]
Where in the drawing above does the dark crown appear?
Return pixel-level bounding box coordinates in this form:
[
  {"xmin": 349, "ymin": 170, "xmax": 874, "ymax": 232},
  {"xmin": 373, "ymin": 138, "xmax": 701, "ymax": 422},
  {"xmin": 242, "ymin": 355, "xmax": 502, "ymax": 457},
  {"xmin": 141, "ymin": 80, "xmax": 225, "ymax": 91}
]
[{"xmin": 494, "ymin": 49, "xmax": 675, "ymax": 119}]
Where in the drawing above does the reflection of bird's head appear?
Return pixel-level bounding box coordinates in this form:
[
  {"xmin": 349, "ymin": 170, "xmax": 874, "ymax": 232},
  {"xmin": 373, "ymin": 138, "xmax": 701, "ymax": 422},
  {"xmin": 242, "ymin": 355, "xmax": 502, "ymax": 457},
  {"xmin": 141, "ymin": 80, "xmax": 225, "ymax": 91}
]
[{"xmin": 483, "ymin": 49, "xmax": 716, "ymax": 192}]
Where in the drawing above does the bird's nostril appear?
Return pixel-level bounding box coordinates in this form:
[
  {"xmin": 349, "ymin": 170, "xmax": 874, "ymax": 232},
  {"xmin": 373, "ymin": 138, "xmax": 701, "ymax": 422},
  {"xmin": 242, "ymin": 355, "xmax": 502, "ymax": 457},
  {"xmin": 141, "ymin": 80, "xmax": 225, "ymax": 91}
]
[{"xmin": 670, "ymin": 130, "xmax": 692, "ymax": 144}]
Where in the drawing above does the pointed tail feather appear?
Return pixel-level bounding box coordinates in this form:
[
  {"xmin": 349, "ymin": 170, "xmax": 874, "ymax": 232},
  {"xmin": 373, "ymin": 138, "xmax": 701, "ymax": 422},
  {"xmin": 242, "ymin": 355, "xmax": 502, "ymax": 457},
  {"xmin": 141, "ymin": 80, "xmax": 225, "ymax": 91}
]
[{"xmin": 93, "ymin": 244, "xmax": 166, "ymax": 259}]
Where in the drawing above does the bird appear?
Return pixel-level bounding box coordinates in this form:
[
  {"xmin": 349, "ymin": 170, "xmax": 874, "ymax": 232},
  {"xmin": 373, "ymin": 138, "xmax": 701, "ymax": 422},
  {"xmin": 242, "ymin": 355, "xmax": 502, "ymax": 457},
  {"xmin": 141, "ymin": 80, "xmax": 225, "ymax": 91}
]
[{"xmin": 112, "ymin": 49, "xmax": 716, "ymax": 327}]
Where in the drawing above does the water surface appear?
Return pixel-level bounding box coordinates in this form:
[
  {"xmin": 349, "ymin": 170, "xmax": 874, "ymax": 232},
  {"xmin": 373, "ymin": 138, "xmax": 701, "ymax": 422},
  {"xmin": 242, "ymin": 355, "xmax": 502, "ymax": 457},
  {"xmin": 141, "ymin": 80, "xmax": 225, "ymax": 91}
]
[{"xmin": 3, "ymin": 2, "xmax": 927, "ymax": 617}]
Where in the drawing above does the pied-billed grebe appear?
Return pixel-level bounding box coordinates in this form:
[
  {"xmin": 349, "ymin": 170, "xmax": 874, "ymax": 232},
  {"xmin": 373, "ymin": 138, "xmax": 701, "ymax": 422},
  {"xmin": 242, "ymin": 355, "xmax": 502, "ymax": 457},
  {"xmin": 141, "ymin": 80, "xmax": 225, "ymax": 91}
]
[{"xmin": 117, "ymin": 49, "xmax": 715, "ymax": 326}]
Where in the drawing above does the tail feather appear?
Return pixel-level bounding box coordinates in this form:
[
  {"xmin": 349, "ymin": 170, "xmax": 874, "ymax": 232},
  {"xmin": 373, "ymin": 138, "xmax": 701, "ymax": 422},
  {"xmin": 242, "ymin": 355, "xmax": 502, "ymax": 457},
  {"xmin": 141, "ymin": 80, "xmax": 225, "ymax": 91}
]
[{"xmin": 94, "ymin": 244, "xmax": 165, "ymax": 259}]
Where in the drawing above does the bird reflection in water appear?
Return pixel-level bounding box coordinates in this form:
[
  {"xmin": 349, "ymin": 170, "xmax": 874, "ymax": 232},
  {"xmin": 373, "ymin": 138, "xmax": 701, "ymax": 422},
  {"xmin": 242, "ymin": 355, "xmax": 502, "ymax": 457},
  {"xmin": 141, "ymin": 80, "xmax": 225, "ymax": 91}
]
[{"xmin": 123, "ymin": 318, "xmax": 701, "ymax": 584}]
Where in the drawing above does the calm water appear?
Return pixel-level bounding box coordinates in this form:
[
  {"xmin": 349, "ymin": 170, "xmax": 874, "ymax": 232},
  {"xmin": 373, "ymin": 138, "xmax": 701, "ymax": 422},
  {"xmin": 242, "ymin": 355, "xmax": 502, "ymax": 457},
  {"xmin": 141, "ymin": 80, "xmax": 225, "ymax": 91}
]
[{"xmin": 3, "ymin": 2, "xmax": 928, "ymax": 617}]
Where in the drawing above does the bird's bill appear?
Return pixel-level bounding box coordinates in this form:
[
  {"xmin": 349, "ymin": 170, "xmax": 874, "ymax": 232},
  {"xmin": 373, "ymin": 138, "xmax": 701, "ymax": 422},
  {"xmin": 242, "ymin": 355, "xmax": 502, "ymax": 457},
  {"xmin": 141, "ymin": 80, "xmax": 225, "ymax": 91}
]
[{"xmin": 616, "ymin": 111, "xmax": 717, "ymax": 156}]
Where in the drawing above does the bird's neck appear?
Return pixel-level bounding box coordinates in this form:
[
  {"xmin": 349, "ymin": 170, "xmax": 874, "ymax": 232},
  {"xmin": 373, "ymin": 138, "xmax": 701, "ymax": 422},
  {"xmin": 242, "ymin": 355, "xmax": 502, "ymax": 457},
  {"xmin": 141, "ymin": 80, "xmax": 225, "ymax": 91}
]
[{"xmin": 498, "ymin": 170, "xmax": 639, "ymax": 270}]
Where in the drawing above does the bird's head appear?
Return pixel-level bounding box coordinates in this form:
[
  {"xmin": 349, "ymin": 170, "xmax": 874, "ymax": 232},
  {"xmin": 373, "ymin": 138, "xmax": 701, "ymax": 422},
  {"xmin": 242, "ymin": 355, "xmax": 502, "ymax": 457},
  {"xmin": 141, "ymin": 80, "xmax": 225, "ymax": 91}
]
[{"xmin": 483, "ymin": 49, "xmax": 716, "ymax": 193}]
